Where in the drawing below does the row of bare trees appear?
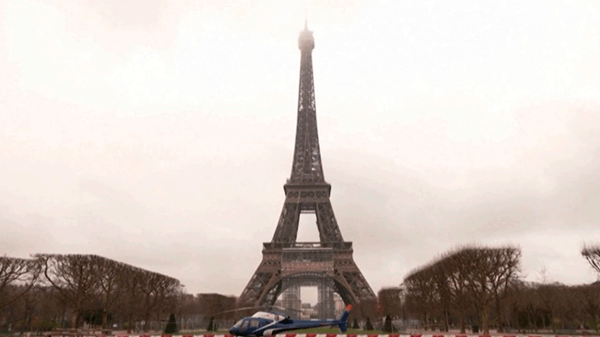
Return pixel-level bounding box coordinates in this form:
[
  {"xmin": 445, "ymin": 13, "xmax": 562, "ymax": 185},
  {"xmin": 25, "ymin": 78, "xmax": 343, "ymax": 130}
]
[
  {"xmin": 400, "ymin": 277, "xmax": 600, "ymax": 334},
  {"xmin": 4, "ymin": 243, "xmax": 600, "ymax": 334},
  {"xmin": 400, "ymin": 244, "xmax": 600, "ymax": 335},
  {"xmin": 1, "ymin": 254, "xmax": 182, "ymax": 332},
  {"xmin": 506, "ymin": 280, "xmax": 600, "ymax": 333},
  {"xmin": 402, "ymin": 246, "xmax": 520, "ymax": 335}
]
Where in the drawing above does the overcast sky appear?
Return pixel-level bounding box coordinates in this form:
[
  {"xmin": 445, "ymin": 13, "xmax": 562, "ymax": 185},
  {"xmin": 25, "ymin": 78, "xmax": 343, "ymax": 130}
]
[{"xmin": 2, "ymin": 0, "xmax": 600, "ymax": 302}]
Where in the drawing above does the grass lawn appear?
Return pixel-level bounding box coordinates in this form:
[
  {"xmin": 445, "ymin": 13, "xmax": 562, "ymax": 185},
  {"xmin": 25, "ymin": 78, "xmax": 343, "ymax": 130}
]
[
  {"xmin": 192, "ymin": 328, "xmax": 389, "ymax": 335},
  {"xmin": 280, "ymin": 327, "xmax": 388, "ymax": 335}
]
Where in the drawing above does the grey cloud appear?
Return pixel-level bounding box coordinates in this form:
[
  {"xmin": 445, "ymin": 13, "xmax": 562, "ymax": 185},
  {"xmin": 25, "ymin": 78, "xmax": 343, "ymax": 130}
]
[{"xmin": 2, "ymin": 0, "xmax": 600, "ymax": 297}]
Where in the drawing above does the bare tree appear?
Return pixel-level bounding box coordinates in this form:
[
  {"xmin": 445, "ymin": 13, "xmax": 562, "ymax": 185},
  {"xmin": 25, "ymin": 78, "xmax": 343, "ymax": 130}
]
[
  {"xmin": 402, "ymin": 245, "xmax": 521, "ymax": 335},
  {"xmin": 377, "ymin": 287, "xmax": 403, "ymax": 319},
  {"xmin": 150, "ymin": 273, "xmax": 181, "ymax": 324},
  {"xmin": 441, "ymin": 249, "xmax": 472, "ymax": 333},
  {"xmin": 488, "ymin": 247, "xmax": 521, "ymax": 332},
  {"xmin": 582, "ymin": 243, "xmax": 600, "ymax": 275},
  {"xmin": 431, "ymin": 264, "xmax": 452, "ymax": 332},
  {"xmin": 121, "ymin": 267, "xmax": 145, "ymax": 333},
  {"xmin": 0, "ymin": 256, "xmax": 40, "ymax": 312},
  {"xmin": 461, "ymin": 246, "xmax": 520, "ymax": 335},
  {"xmin": 533, "ymin": 281, "xmax": 568, "ymax": 332},
  {"xmin": 197, "ymin": 293, "xmax": 237, "ymax": 328},
  {"xmin": 403, "ymin": 265, "xmax": 437, "ymax": 330},
  {"xmin": 36, "ymin": 254, "xmax": 99, "ymax": 328},
  {"xmin": 575, "ymin": 283, "xmax": 600, "ymax": 332},
  {"xmin": 139, "ymin": 271, "xmax": 167, "ymax": 329},
  {"xmin": 94, "ymin": 257, "xmax": 127, "ymax": 328}
]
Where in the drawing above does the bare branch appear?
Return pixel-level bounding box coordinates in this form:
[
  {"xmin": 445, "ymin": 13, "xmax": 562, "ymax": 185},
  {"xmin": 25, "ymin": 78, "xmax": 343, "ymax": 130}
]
[{"xmin": 582, "ymin": 243, "xmax": 600, "ymax": 274}]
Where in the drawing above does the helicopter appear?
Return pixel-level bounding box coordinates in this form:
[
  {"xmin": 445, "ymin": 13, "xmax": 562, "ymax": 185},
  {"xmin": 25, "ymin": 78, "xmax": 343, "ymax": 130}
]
[{"xmin": 228, "ymin": 304, "xmax": 352, "ymax": 336}]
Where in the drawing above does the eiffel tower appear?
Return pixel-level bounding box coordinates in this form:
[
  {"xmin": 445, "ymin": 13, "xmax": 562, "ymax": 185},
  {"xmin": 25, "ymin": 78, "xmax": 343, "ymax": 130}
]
[{"xmin": 238, "ymin": 23, "xmax": 376, "ymax": 318}]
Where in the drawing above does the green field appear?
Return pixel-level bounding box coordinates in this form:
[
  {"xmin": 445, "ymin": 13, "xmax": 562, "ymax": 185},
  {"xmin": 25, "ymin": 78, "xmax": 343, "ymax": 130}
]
[
  {"xmin": 272, "ymin": 327, "xmax": 389, "ymax": 335},
  {"xmin": 194, "ymin": 328, "xmax": 389, "ymax": 335}
]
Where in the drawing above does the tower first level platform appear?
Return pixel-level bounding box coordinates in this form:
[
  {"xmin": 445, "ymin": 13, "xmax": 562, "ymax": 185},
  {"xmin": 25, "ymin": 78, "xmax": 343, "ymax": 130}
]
[{"xmin": 238, "ymin": 241, "xmax": 375, "ymax": 312}]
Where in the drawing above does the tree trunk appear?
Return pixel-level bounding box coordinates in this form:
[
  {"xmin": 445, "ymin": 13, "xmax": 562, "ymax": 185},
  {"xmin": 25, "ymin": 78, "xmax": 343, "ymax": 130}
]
[
  {"xmin": 496, "ymin": 300, "xmax": 504, "ymax": 333},
  {"xmin": 143, "ymin": 312, "xmax": 151, "ymax": 332},
  {"xmin": 127, "ymin": 314, "xmax": 133, "ymax": 333},
  {"xmin": 60, "ymin": 308, "xmax": 67, "ymax": 329},
  {"xmin": 103, "ymin": 312, "xmax": 109, "ymax": 329},
  {"xmin": 71, "ymin": 309, "xmax": 78, "ymax": 329},
  {"xmin": 481, "ymin": 305, "xmax": 490, "ymax": 335},
  {"xmin": 444, "ymin": 309, "xmax": 449, "ymax": 332}
]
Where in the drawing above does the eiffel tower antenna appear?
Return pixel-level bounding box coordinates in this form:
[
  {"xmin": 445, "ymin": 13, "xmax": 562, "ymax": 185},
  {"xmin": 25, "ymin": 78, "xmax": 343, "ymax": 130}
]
[
  {"xmin": 238, "ymin": 23, "xmax": 376, "ymax": 319},
  {"xmin": 304, "ymin": 9, "xmax": 308, "ymax": 29}
]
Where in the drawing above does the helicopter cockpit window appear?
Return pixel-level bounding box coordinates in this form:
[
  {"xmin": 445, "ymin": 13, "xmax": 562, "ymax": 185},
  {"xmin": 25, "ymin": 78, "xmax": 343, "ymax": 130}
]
[
  {"xmin": 233, "ymin": 320, "xmax": 243, "ymax": 329},
  {"xmin": 250, "ymin": 319, "xmax": 259, "ymax": 328},
  {"xmin": 240, "ymin": 320, "xmax": 249, "ymax": 330}
]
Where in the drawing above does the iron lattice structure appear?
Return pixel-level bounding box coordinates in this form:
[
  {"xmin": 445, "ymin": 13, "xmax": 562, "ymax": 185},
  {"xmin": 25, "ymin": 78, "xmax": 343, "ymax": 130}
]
[{"xmin": 238, "ymin": 24, "xmax": 376, "ymax": 318}]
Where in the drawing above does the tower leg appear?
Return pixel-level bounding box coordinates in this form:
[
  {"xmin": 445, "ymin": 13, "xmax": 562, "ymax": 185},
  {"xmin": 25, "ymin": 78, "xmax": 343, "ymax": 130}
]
[
  {"xmin": 318, "ymin": 279, "xmax": 334, "ymax": 319},
  {"xmin": 282, "ymin": 284, "xmax": 301, "ymax": 317}
]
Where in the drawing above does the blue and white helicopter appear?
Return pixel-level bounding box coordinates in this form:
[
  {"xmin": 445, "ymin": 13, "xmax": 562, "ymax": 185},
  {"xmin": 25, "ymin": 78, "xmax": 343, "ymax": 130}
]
[{"xmin": 228, "ymin": 304, "xmax": 352, "ymax": 336}]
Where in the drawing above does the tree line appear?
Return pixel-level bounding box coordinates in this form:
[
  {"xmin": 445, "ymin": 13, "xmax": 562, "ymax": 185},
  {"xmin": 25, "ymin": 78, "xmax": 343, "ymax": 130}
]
[
  {"xmin": 389, "ymin": 244, "xmax": 600, "ymax": 335},
  {"xmin": 1, "ymin": 254, "xmax": 187, "ymax": 333},
  {"xmin": 3, "ymin": 244, "xmax": 600, "ymax": 334}
]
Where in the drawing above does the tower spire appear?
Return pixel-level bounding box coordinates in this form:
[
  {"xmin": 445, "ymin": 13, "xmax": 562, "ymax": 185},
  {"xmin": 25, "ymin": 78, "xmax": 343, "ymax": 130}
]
[
  {"xmin": 292, "ymin": 22, "xmax": 320, "ymax": 183},
  {"xmin": 304, "ymin": 13, "xmax": 308, "ymax": 30}
]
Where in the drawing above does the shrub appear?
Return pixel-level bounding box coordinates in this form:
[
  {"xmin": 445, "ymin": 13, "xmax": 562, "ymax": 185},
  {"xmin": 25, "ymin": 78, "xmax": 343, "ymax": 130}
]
[
  {"xmin": 164, "ymin": 313, "xmax": 178, "ymax": 334},
  {"xmin": 365, "ymin": 317, "xmax": 374, "ymax": 330},
  {"xmin": 383, "ymin": 315, "xmax": 392, "ymax": 332}
]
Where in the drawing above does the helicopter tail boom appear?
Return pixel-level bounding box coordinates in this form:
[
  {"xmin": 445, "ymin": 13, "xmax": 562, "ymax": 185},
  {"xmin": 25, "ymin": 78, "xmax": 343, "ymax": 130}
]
[{"xmin": 337, "ymin": 304, "xmax": 352, "ymax": 332}]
